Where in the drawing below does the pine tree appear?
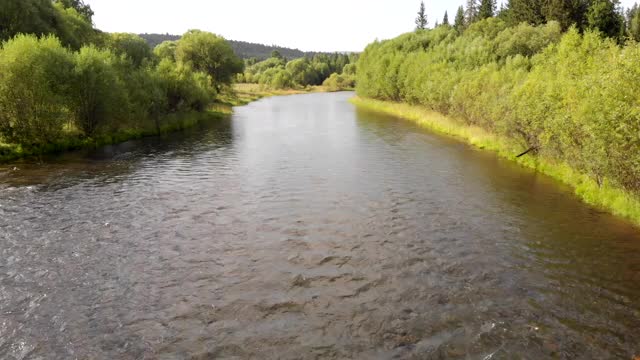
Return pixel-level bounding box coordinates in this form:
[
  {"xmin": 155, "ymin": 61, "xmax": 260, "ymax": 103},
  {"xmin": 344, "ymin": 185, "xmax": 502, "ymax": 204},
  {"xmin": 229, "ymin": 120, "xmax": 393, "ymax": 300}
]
[
  {"xmin": 415, "ymin": 1, "xmax": 428, "ymax": 30},
  {"xmin": 454, "ymin": 5, "xmax": 466, "ymax": 31},
  {"xmin": 465, "ymin": 0, "xmax": 479, "ymax": 24},
  {"xmin": 443, "ymin": 10, "xmax": 450, "ymax": 25},
  {"xmin": 587, "ymin": 0, "xmax": 624, "ymax": 40},
  {"xmin": 478, "ymin": 0, "xmax": 496, "ymax": 19}
]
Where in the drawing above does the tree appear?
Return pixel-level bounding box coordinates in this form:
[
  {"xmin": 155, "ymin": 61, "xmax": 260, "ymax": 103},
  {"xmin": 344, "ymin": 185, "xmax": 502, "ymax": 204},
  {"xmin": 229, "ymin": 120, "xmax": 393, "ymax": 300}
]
[
  {"xmin": 271, "ymin": 50, "xmax": 284, "ymax": 60},
  {"xmin": 478, "ymin": 0, "xmax": 496, "ymax": 19},
  {"xmin": 542, "ymin": 0, "xmax": 588, "ymax": 30},
  {"xmin": 443, "ymin": 11, "xmax": 450, "ymax": 25},
  {"xmin": 286, "ymin": 58, "xmax": 319, "ymax": 86},
  {"xmin": 465, "ymin": 0, "xmax": 479, "ymax": 24},
  {"xmin": 454, "ymin": 6, "xmax": 466, "ymax": 31},
  {"xmin": 154, "ymin": 40, "xmax": 178, "ymax": 62},
  {"xmin": 0, "ymin": 35, "xmax": 74, "ymax": 144},
  {"xmin": 52, "ymin": 2, "xmax": 100, "ymax": 50},
  {"xmin": 505, "ymin": 0, "xmax": 545, "ymax": 25},
  {"xmin": 416, "ymin": 1, "xmax": 428, "ymax": 30},
  {"xmin": 107, "ymin": 33, "xmax": 153, "ymax": 68},
  {"xmin": 175, "ymin": 30, "xmax": 244, "ymax": 88},
  {"xmin": 0, "ymin": 0, "xmax": 97, "ymax": 49},
  {"xmin": 587, "ymin": 0, "xmax": 624, "ymax": 39},
  {"xmin": 628, "ymin": 3, "xmax": 640, "ymax": 40},
  {"xmin": 69, "ymin": 46, "xmax": 126, "ymax": 136},
  {"xmin": 54, "ymin": 0, "xmax": 93, "ymax": 22}
]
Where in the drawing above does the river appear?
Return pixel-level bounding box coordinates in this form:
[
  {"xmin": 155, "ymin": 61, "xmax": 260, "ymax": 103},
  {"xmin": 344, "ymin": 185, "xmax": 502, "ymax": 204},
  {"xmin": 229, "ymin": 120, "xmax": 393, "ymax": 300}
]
[{"xmin": 1, "ymin": 92, "xmax": 639, "ymax": 359}]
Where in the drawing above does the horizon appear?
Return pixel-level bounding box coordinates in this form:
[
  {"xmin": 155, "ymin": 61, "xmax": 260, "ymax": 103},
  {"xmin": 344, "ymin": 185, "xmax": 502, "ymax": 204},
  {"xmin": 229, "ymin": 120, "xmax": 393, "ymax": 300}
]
[{"xmin": 82, "ymin": 0, "xmax": 460, "ymax": 52}]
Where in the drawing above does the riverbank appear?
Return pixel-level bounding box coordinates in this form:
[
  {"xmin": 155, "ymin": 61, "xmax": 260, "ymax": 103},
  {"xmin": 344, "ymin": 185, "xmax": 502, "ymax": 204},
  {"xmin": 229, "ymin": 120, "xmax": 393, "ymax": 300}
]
[
  {"xmin": 231, "ymin": 83, "xmax": 331, "ymax": 105},
  {"xmin": 0, "ymin": 109, "xmax": 231, "ymax": 164},
  {"xmin": 350, "ymin": 96, "xmax": 640, "ymax": 226},
  {"xmin": 0, "ymin": 85, "xmax": 337, "ymax": 164}
]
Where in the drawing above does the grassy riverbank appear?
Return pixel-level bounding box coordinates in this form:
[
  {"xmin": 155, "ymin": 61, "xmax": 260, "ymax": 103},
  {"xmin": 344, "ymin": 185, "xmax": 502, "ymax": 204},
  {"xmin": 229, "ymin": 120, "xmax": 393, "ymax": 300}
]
[
  {"xmin": 351, "ymin": 96, "xmax": 640, "ymax": 226},
  {"xmin": 231, "ymin": 83, "xmax": 330, "ymax": 105},
  {"xmin": 0, "ymin": 109, "xmax": 231, "ymax": 163}
]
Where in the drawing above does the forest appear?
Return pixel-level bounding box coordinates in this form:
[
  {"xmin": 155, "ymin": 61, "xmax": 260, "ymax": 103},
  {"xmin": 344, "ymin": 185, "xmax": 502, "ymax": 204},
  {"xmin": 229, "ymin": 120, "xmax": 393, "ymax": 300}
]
[
  {"xmin": 238, "ymin": 51, "xmax": 358, "ymax": 90},
  {"xmin": 356, "ymin": 0, "xmax": 640, "ymax": 199},
  {"xmin": 140, "ymin": 33, "xmax": 321, "ymax": 61}
]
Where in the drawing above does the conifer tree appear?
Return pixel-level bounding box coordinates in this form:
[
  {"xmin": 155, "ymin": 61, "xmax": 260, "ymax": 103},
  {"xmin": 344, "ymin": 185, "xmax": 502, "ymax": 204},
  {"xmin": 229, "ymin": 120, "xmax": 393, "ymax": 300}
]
[
  {"xmin": 416, "ymin": 1, "xmax": 428, "ymax": 30},
  {"xmin": 454, "ymin": 5, "xmax": 466, "ymax": 31},
  {"xmin": 465, "ymin": 0, "xmax": 479, "ymax": 24},
  {"xmin": 478, "ymin": 0, "xmax": 496, "ymax": 19},
  {"xmin": 443, "ymin": 10, "xmax": 450, "ymax": 25}
]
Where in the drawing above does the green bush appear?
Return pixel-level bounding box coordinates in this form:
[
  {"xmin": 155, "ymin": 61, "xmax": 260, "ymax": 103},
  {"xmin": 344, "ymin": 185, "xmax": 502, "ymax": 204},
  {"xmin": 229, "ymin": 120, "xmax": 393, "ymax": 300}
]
[
  {"xmin": 69, "ymin": 45, "xmax": 128, "ymax": 136},
  {"xmin": 322, "ymin": 73, "xmax": 356, "ymax": 91},
  {"xmin": 0, "ymin": 35, "xmax": 74, "ymax": 145}
]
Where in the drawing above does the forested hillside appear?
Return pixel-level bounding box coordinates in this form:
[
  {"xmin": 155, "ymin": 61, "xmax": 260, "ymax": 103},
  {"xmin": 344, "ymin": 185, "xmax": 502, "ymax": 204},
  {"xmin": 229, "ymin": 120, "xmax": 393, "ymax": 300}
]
[
  {"xmin": 140, "ymin": 33, "xmax": 323, "ymax": 60},
  {"xmin": 357, "ymin": 0, "xmax": 640, "ymax": 209}
]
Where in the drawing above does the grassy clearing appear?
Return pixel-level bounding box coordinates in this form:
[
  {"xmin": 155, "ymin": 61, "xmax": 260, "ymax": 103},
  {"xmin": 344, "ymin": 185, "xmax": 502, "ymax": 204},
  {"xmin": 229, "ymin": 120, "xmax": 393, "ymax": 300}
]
[{"xmin": 350, "ymin": 96, "xmax": 640, "ymax": 226}]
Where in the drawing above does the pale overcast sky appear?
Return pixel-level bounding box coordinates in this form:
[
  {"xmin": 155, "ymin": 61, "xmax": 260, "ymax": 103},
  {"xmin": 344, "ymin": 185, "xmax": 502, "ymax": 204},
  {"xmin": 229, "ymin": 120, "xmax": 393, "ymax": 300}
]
[{"xmin": 85, "ymin": 0, "xmax": 639, "ymax": 52}]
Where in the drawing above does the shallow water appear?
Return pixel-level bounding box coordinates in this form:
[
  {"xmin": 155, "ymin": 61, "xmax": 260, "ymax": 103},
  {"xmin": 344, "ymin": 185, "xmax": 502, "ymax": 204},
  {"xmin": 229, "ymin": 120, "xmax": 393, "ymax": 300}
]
[{"xmin": 1, "ymin": 92, "xmax": 639, "ymax": 359}]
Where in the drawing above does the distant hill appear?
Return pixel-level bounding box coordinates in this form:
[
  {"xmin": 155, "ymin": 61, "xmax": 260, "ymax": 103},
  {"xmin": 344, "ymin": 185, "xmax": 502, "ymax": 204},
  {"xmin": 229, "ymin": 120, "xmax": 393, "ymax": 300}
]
[{"xmin": 139, "ymin": 33, "xmax": 323, "ymax": 60}]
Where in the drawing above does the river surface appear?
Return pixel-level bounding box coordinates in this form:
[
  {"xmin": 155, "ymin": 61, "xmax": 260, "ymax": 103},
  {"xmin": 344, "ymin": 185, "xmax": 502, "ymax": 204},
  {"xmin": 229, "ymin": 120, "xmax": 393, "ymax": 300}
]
[{"xmin": 1, "ymin": 92, "xmax": 640, "ymax": 359}]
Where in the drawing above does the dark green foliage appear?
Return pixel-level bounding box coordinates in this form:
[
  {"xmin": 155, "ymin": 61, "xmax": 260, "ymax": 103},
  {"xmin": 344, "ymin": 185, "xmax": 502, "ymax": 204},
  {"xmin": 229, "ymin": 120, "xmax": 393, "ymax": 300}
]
[
  {"xmin": 0, "ymin": 0, "xmax": 59, "ymax": 42},
  {"xmin": 54, "ymin": 0, "xmax": 93, "ymax": 22},
  {"xmin": 502, "ymin": 0, "xmax": 625, "ymax": 38},
  {"xmin": 107, "ymin": 33, "xmax": 153, "ymax": 68},
  {"xmin": 443, "ymin": 11, "xmax": 450, "ymax": 26},
  {"xmin": 356, "ymin": 18, "xmax": 640, "ymax": 193},
  {"xmin": 0, "ymin": 0, "xmax": 99, "ymax": 49},
  {"xmin": 505, "ymin": 0, "xmax": 545, "ymax": 25},
  {"xmin": 478, "ymin": 0, "xmax": 496, "ymax": 19},
  {"xmin": 587, "ymin": 0, "xmax": 624, "ymax": 40},
  {"xmin": 416, "ymin": 2, "xmax": 428, "ymax": 30}
]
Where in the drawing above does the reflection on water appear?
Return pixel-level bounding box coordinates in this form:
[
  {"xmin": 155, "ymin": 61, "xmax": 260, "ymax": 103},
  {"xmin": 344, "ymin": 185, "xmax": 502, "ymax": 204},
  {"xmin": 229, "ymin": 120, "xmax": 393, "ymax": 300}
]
[{"xmin": 1, "ymin": 92, "xmax": 639, "ymax": 359}]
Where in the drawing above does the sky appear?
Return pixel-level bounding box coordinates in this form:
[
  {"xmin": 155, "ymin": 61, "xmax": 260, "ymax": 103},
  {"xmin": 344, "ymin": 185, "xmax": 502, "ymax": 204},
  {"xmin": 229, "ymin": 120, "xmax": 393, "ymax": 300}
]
[{"xmin": 85, "ymin": 0, "xmax": 639, "ymax": 53}]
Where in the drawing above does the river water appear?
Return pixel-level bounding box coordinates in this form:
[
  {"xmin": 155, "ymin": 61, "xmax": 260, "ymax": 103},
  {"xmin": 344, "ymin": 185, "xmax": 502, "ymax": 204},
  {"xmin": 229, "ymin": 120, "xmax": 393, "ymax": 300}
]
[{"xmin": 1, "ymin": 92, "xmax": 639, "ymax": 359}]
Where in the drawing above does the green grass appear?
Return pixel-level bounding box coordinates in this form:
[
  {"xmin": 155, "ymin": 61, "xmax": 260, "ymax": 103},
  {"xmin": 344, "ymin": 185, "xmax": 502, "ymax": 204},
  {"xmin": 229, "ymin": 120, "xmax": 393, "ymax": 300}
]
[{"xmin": 350, "ymin": 96, "xmax": 640, "ymax": 226}]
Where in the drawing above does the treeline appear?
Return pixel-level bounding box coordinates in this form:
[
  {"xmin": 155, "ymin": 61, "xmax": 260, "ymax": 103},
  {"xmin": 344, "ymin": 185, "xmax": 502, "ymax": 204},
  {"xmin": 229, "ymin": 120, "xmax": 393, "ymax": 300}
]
[
  {"xmin": 433, "ymin": 0, "xmax": 637, "ymax": 42},
  {"xmin": 0, "ymin": 0, "xmax": 243, "ymax": 151},
  {"xmin": 140, "ymin": 33, "xmax": 335, "ymax": 61},
  {"xmin": 239, "ymin": 52, "xmax": 358, "ymax": 91},
  {"xmin": 357, "ymin": 17, "xmax": 640, "ymax": 193}
]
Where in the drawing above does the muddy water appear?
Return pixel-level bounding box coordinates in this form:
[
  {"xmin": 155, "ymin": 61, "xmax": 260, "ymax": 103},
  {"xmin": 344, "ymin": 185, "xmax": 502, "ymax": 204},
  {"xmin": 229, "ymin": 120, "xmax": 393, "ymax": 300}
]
[{"xmin": 1, "ymin": 92, "xmax": 640, "ymax": 359}]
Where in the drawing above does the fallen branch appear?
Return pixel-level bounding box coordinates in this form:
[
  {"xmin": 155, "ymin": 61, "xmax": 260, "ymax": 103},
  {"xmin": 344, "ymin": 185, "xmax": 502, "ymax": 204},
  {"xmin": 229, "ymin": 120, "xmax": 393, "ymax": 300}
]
[{"xmin": 516, "ymin": 147, "xmax": 537, "ymax": 158}]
